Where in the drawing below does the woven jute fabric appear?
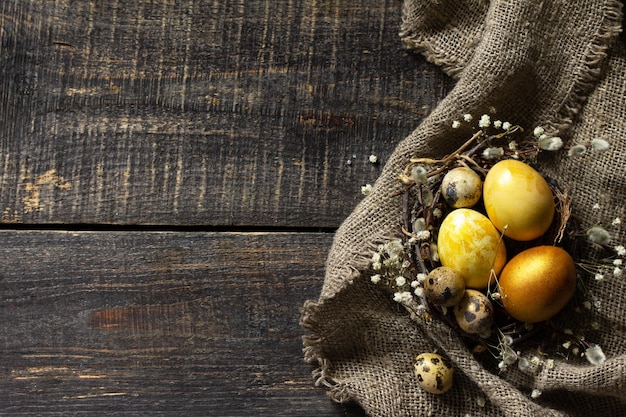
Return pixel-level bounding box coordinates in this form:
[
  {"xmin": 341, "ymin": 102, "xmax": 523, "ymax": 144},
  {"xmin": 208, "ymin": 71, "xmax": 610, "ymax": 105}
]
[{"xmin": 302, "ymin": 1, "xmax": 626, "ymax": 416}]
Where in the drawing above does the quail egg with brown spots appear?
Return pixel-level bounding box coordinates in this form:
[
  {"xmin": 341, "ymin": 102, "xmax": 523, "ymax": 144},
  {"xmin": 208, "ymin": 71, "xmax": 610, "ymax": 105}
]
[
  {"xmin": 454, "ymin": 289, "xmax": 494, "ymax": 336},
  {"xmin": 423, "ymin": 266, "xmax": 466, "ymax": 307},
  {"xmin": 441, "ymin": 167, "xmax": 483, "ymax": 208},
  {"xmin": 413, "ymin": 353, "xmax": 454, "ymax": 394}
]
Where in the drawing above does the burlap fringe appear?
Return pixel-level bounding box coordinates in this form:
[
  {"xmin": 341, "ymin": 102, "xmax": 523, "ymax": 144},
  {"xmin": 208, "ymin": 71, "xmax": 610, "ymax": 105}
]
[
  {"xmin": 301, "ymin": 299, "xmax": 352, "ymax": 403},
  {"xmin": 543, "ymin": 2, "xmax": 623, "ymax": 136}
]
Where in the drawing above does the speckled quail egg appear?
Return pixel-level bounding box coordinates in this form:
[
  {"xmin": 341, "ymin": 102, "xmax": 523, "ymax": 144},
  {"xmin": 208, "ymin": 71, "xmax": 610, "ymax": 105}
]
[
  {"xmin": 441, "ymin": 167, "xmax": 483, "ymax": 208},
  {"xmin": 423, "ymin": 267, "xmax": 466, "ymax": 307},
  {"xmin": 413, "ymin": 353, "xmax": 454, "ymax": 394},
  {"xmin": 454, "ymin": 289, "xmax": 494, "ymax": 335}
]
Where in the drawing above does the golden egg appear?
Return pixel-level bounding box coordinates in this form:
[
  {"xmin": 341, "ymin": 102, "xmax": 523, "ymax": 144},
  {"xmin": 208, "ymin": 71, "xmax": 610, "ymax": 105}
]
[
  {"xmin": 437, "ymin": 209, "xmax": 507, "ymax": 289},
  {"xmin": 498, "ymin": 245, "xmax": 576, "ymax": 323},
  {"xmin": 483, "ymin": 160, "xmax": 555, "ymax": 241}
]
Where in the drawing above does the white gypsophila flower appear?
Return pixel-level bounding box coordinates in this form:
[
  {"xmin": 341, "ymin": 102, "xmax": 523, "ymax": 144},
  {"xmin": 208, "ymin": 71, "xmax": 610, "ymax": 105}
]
[
  {"xmin": 533, "ymin": 126, "xmax": 545, "ymax": 137},
  {"xmin": 478, "ymin": 114, "xmax": 491, "ymax": 128},
  {"xmin": 568, "ymin": 144, "xmax": 587, "ymax": 157},
  {"xmin": 482, "ymin": 147, "xmax": 504, "ymax": 159},
  {"xmin": 615, "ymin": 245, "xmax": 626, "ymax": 256},
  {"xmin": 413, "ymin": 287, "xmax": 424, "ymax": 297},
  {"xmin": 493, "ymin": 120, "xmax": 503, "ymax": 129},
  {"xmin": 591, "ymin": 138, "xmax": 610, "ymax": 152},
  {"xmin": 371, "ymin": 252, "xmax": 381, "ymax": 263},
  {"xmin": 538, "ymin": 136, "xmax": 564, "ymax": 151},
  {"xmin": 614, "ymin": 267, "xmax": 623, "ymax": 277},
  {"xmin": 612, "ymin": 218, "xmax": 621, "ymax": 226},
  {"xmin": 502, "ymin": 121, "xmax": 512, "ymax": 130},
  {"xmin": 546, "ymin": 358, "xmax": 555, "ymax": 369},
  {"xmin": 370, "ymin": 274, "xmax": 381, "ymax": 284},
  {"xmin": 372, "ymin": 261, "xmax": 382, "ymax": 271},
  {"xmin": 587, "ymin": 226, "xmax": 611, "ymax": 245},
  {"xmin": 411, "ymin": 280, "xmax": 420, "ymax": 288},
  {"xmin": 531, "ymin": 389, "xmax": 542, "ymax": 399},
  {"xmin": 411, "ymin": 165, "xmax": 428, "ymax": 185},
  {"xmin": 417, "ymin": 273, "xmax": 427, "ymax": 283},
  {"xmin": 595, "ymin": 273, "xmax": 604, "ymax": 281},
  {"xmin": 416, "ymin": 230, "xmax": 431, "ymax": 241},
  {"xmin": 361, "ymin": 184, "xmax": 373, "ymax": 195},
  {"xmin": 517, "ymin": 357, "xmax": 531, "ymax": 371},
  {"xmin": 585, "ymin": 345, "xmax": 606, "ymax": 365},
  {"xmin": 508, "ymin": 140, "xmax": 518, "ymax": 150},
  {"xmin": 452, "ymin": 120, "xmax": 461, "ymax": 129},
  {"xmin": 393, "ymin": 291, "xmax": 413, "ymax": 304},
  {"xmin": 593, "ymin": 203, "xmax": 601, "ymax": 210},
  {"xmin": 463, "ymin": 113, "xmax": 473, "ymax": 122},
  {"xmin": 395, "ymin": 276, "xmax": 407, "ymax": 287},
  {"xmin": 368, "ymin": 154, "xmax": 378, "ymax": 163},
  {"xmin": 614, "ymin": 259, "xmax": 623, "ymax": 267}
]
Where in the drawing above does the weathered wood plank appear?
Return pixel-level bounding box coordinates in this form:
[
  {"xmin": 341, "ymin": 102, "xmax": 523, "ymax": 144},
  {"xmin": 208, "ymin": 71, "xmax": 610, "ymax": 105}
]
[
  {"xmin": 0, "ymin": 0, "xmax": 451, "ymax": 227},
  {"xmin": 0, "ymin": 230, "xmax": 365, "ymax": 416}
]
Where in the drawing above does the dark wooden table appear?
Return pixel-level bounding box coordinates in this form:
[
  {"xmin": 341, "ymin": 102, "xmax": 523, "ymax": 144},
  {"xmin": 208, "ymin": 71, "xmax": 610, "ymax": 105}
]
[{"xmin": 0, "ymin": 1, "xmax": 451, "ymax": 415}]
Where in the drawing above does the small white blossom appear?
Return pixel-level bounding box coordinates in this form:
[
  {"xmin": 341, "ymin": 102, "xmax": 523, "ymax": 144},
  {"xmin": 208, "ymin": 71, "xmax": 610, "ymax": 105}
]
[
  {"xmin": 533, "ymin": 126, "xmax": 545, "ymax": 137},
  {"xmin": 452, "ymin": 120, "xmax": 461, "ymax": 129},
  {"xmin": 393, "ymin": 291, "xmax": 413, "ymax": 304},
  {"xmin": 493, "ymin": 120, "xmax": 503, "ymax": 129},
  {"xmin": 615, "ymin": 245, "xmax": 626, "ymax": 256},
  {"xmin": 502, "ymin": 121, "xmax": 512, "ymax": 130},
  {"xmin": 508, "ymin": 140, "xmax": 518, "ymax": 150},
  {"xmin": 413, "ymin": 287, "xmax": 424, "ymax": 297},
  {"xmin": 395, "ymin": 276, "xmax": 407, "ymax": 287},
  {"xmin": 518, "ymin": 357, "xmax": 531, "ymax": 371},
  {"xmin": 478, "ymin": 114, "xmax": 491, "ymax": 128},
  {"xmin": 463, "ymin": 113, "xmax": 473, "ymax": 122},
  {"xmin": 546, "ymin": 358, "xmax": 555, "ymax": 369},
  {"xmin": 568, "ymin": 144, "xmax": 587, "ymax": 157},
  {"xmin": 585, "ymin": 345, "xmax": 606, "ymax": 365},
  {"xmin": 416, "ymin": 273, "xmax": 427, "ymax": 283},
  {"xmin": 482, "ymin": 147, "xmax": 504, "ymax": 159},
  {"xmin": 371, "ymin": 252, "xmax": 381, "ymax": 263},
  {"xmin": 372, "ymin": 261, "xmax": 382, "ymax": 271},
  {"xmin": 411, "ymin": 280, "xmax": 420, "ymax": 288},
  {"xmin": 368, "ymin": 154, "xmax": 378, "ymax": 164},
  {"xmin": 361, "ymin": 184, "xmax": 373, "ymax": 195},
  {"xmin": 614, "ymin": 259, "xmax": 623, "ymax": 267},
  {"xmin": 370, "ymin": 274, "xmax": 381, "ymax": 284},
  {"xmin": 531, "ymin": 389, "xmax": 542, "ymax": 399},
  {"xmin": 476, "ymin": 396, "xmax": 486, "ymax": 407},
  {"xmin": 562, "ymin": 341, "xmax": 572, "ymax": 349},
  {"xmin": 587, "ymin": 226, "xmax": 611, "ymax": 245},
  {"xmin": 612, "ymin": 218, "xmax": 621, "ymax": 226},
  {"xmin": 593, "ymin": 203, "xmax": 602, "ymax": 210},
  {"xmin": 538, "ymin": 136, "xmax": 564, "ymax": 151},
  {"xmin": 591, "ymin": 138, "xmax": 610, "ymax": 152},
  {"xmin": 416, "ymin": 230, "xmax": 431, "ymax": 241},
  {"xmin": 614, "ymin": 267, "xmax": 623, "ymax": 277}
]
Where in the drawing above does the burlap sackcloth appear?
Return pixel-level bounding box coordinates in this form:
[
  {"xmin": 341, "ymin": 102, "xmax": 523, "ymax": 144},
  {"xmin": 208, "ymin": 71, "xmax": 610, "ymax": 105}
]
[{"xmin": 301, "ymin": 1, "xmax": 626, "ymax": 416}]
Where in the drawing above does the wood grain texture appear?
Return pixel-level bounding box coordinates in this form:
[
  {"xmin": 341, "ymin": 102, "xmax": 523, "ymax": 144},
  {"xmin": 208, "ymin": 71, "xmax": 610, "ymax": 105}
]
[
  {"xmin": 0, "ymin": 230, "xmax": 366, "ymax": 416},
  {"xmin": 0, "ymin": 0, "xmax": 452, "ymax": 227}
]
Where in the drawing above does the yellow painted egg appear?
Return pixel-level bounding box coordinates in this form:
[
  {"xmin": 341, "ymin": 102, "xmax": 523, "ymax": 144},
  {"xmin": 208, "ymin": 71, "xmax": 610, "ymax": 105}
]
[
  {"xmin": 437, "ymin": 209, "xmax": 507, "ymax": 288},
  {"xmin": 414, "ymin": 353, "xmax": 454, "ymax": 394},
  {"xmin": 483, "ymin": 160, "xmax": 555, "ymax": 241},
  {"xmin": 498, "ymin": 245, "xmax": 576, "ymax": 323}
]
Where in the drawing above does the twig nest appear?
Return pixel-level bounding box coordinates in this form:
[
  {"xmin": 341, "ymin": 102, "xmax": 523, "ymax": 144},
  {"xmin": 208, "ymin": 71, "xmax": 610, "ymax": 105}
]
[
  {"xmin": 441, "ymin": 167, "xmax": 482, "ymax": 208},
  {"xmin": 413, "ymin": 353, "xmax": 454, "ymax": 394},
  {"xmin": 498, "ymin": 245, "xmax": 576, "ymax": 323},
  {"xmin": 454, "ymin": 289, "xmax": 494, "ymax": 335},
  {"xmin": 423, "ymin": 266, "xmax": 466, "ymax": 307}
]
